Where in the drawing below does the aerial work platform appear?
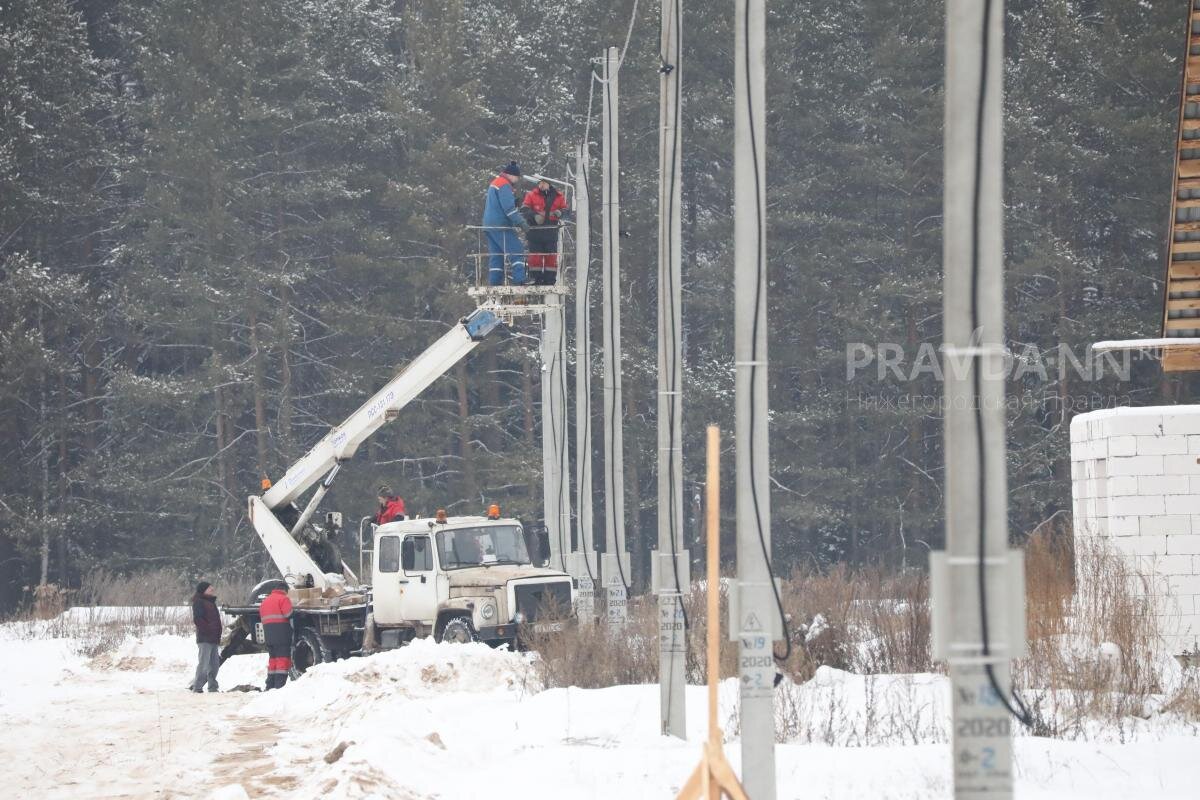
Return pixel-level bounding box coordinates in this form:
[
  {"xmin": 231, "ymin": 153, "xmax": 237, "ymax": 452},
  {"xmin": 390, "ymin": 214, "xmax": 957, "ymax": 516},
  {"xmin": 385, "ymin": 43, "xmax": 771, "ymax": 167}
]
[{"xmin": 466, "ymin": 223, "xmax": 574, "ymax": 323}]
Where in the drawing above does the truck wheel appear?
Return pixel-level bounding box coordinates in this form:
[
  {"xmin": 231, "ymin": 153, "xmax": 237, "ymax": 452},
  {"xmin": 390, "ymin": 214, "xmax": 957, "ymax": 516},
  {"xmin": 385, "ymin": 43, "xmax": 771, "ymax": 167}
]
[
  {"xmin": 438, "ymin": 615, "xmax": 478, "ymax": 645},
  {"xmin": 290, "ymin": 627, "xmax": 333, "ymax": 677}
]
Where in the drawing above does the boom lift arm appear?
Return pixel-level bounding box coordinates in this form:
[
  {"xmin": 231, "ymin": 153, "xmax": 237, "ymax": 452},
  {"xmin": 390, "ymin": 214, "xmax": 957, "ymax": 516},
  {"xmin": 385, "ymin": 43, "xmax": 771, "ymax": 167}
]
[{"xmin": 249, "ymin": 308, "xmax": 503, "ymax": 588}]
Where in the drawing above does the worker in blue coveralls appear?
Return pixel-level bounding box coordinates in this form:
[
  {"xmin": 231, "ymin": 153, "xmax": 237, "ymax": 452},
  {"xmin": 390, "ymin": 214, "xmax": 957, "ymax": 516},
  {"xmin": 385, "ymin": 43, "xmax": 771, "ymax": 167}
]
[{"xmin": 481, "ymin": 161, "xmax": 529, "ymax": 286}]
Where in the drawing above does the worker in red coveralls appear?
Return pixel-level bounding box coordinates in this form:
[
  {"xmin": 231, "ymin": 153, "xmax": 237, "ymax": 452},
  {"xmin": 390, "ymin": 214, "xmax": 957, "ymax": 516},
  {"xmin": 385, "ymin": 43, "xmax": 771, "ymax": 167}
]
[
  {"xmin": 374, "ymin": 483, "xmax": 406, "ymax": 525},
  {"xmin": 258, "ymin": 586, "xmax": 293, "ymax": 689},
  {"xmin": 520, "ymin": 177, "xmax": 569, "ymax": 285}
]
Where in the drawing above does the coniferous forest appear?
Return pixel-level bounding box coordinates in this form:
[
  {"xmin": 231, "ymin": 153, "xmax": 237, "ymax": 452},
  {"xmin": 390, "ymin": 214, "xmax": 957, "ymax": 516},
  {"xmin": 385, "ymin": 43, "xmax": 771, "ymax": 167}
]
[{"xmin": 0, "ymin": 0, "xmax": 1191, "ymax": 610}]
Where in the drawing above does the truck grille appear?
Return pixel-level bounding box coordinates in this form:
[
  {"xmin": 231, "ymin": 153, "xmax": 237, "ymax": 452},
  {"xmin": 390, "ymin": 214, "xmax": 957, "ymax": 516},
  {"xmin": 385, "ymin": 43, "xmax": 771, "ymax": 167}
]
[{"xmin": 514, "ymin": 581, "xmax": 572, "ymax": 622}]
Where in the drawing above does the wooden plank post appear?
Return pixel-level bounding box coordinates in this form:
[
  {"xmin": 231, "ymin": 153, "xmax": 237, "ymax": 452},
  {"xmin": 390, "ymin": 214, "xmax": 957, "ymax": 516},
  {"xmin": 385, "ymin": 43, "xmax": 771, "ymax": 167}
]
[{"xmin": 676, "ymin": 426, "xmax": 748, "ymax": 800}]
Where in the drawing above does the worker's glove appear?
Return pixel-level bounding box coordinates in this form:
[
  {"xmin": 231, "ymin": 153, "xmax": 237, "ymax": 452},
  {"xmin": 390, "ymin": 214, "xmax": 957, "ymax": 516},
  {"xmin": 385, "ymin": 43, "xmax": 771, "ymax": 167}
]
[
  {"xmin": 534, "ymin": 213, "xmax": 546, "ymax": 226},
  {"xmin": 548, "ymin": 210, "xmax": 561, "ymax": 222}
]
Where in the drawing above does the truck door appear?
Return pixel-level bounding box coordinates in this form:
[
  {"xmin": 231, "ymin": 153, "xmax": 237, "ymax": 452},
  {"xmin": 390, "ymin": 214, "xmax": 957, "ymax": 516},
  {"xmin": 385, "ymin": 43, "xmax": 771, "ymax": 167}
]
[
  {"xmin": 398, "ymin": 534, "xmax": 438, "ymax": 624},
  {"xmin": 372, "ymin": 533, "xmax": 403, "ymax": 624}
]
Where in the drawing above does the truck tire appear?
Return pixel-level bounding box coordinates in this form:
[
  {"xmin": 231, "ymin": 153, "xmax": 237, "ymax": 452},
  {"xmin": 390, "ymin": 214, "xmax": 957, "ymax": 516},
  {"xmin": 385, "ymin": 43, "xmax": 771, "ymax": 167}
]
[
  {"xmin": 437, "ymin": 615, "xmax": 478, "ymax": 645},
  {"xmin": 290, "ymin": 627, "xmax": 334, "ymax": 678}
]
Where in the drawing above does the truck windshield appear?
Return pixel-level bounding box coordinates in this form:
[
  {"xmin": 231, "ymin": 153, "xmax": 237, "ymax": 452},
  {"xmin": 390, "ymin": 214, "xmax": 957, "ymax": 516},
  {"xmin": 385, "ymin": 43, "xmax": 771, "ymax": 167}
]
[{"xmin": 435, "ymin": 525, "xmax": 531, "ymax": 569}]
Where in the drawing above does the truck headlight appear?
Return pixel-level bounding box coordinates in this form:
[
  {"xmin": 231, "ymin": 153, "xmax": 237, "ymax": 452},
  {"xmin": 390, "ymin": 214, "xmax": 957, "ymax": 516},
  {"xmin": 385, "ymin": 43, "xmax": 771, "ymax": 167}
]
[{"xmin": 481, "ymin": 602, "xmax": 496, "ymax": 620}]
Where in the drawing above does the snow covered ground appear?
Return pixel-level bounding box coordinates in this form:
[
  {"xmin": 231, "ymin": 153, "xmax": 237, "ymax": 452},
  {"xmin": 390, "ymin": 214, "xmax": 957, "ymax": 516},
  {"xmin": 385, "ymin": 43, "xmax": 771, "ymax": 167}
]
[{"xmin": 0, "ymin": 618, "xmax": 1196, "ymax": 799}]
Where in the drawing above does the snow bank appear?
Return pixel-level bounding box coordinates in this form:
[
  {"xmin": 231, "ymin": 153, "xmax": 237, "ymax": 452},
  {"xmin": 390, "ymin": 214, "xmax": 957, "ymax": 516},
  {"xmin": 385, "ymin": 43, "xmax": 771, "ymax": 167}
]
[
  {"xmin": 243, "ymin": 639, "xmax": 539, "ymax": 720},
  {"xmin": 0, "ymin": 637, "xmax": 89, "ymax": 716},
  {"xmin": 1, "ymin": 620, "xmax": 1195, "ymax": 799},
  {"xmin": 774, "ymin": 667, "xmax": 949, "ymax": 746}
]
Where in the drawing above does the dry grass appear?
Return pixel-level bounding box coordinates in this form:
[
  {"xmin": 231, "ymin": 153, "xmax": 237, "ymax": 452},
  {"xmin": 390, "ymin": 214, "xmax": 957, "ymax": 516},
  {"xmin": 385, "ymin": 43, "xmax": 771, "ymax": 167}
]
[
  {"xmin": 1014, "ymin": 532, "xmax": 1199, "ymax": 737},
  {"xmin": 5, "ymin": 567, "xmax": 258, "ymax": 656},
  {"xmin": 528, "ymin": 531, "xmax": 1199, "ymax": 741},
  {"xmin": 778, "ymin": 565, "xmax": 932, "ymax": 680}
]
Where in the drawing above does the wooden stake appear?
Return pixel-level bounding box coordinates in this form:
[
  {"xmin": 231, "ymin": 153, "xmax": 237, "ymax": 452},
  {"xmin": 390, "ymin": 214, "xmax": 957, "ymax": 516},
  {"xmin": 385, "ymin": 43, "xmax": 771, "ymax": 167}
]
[{"xmin": 677, "ymin": 426, "xmax": 748, "ymax": 800}]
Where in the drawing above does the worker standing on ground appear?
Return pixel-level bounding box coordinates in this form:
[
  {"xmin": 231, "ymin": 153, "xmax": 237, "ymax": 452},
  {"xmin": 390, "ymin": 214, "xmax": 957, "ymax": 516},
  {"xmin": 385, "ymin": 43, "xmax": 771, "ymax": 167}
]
[
  {"xmin": 190, "ymin": 580, "xmax": 221, "ymax": 693},
  {"xmin": 259, "ymin": 585, "xmax": 293, "ymax": 689},
  {"xmin": 374, "ymin": 484, "xmax": 406, "ymax": 525},
  {"xmin": 521, "ymin": 177, "xmax": 569, "ymax": 285},
  {"xmin": 481, "ymin": 161, "xmax": 529, "ymax": 286}
]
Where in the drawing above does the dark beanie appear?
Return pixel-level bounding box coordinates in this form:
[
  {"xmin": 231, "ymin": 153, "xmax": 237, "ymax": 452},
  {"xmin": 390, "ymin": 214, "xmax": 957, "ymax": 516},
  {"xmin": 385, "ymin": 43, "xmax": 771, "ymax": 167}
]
[
  {"xmin": 501, "ymin": 160, "xmax": 521, "ymax": 177},
  {"xmin": 196, "ymin": 580, "xmax": 211, "ymax": 595}
]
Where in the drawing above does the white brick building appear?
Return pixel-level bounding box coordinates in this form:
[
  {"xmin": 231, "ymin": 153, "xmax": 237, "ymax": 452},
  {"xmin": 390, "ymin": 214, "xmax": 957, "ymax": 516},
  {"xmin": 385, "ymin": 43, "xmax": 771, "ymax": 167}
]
[{"xmin": 1070, "ymin": 406, "xmax": 1200, "ymax": 656}]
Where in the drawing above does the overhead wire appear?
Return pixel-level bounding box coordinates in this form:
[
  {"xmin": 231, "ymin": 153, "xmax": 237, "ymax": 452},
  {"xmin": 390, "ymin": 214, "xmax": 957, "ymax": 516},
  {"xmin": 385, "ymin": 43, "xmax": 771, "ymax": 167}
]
[{"xmin": 616, "ymin": 0, "xmax": 640, "ymax": 68}]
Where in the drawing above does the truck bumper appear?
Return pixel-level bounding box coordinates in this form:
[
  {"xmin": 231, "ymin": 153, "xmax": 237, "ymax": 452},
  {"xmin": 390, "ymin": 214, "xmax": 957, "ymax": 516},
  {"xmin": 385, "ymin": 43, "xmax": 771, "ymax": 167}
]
[
  {"xmin": 477, "ymin": 619, "xmax": 570, "ymax": 642},
  {"xmin": 476, "ymin": 623, "xmax": 518, "ymax": 642}
]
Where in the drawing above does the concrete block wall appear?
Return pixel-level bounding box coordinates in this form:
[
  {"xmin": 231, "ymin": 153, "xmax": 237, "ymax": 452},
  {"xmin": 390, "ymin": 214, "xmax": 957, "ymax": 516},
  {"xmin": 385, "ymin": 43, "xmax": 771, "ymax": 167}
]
[{"xmin": 1070, "ymin": 406, "xmax": 1200, "ymax": 656}]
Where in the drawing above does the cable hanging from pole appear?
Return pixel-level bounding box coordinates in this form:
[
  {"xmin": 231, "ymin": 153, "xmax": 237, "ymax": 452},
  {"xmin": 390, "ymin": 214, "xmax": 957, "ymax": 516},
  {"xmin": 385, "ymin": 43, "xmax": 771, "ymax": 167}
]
[
  {"xmin": 741, "ymin": 0, "xmax": 792, "ymax": 665},
  {"xmin": 602, "ymin": 49, "xmax": 632, "ymax": 595},
  {"xmin": 578, "ymin": 153, "xmax": 598, "ymax": 585},
  {"xmin": 546, "ymin": 342, "xmax": 569, "ymax": 574},
  {"xmin": 968, "ymin": 0, "xmax": 1033, "ymax": 730},
  {"xmin": 662, "ymin": 0, "xmax": 689, "ymax": 634}
]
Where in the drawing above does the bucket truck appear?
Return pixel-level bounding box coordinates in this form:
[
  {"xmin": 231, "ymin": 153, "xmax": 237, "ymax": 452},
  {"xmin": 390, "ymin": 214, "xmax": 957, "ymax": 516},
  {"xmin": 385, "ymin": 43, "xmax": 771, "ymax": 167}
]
[{"xmin": 219, "ymin": 307, "xmax": 575, "ymax": 675}]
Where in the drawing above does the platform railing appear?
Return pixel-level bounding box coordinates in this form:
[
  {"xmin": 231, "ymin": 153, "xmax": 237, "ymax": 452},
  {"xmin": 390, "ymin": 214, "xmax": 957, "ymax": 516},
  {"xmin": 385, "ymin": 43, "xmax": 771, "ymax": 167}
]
[
  {"xmin": 465, "ymin": 223, "xmax": 574, "ymax": 290},
  {"xmin": 464, "ymin": 224, "xmax": 573, "ymax": 321}
]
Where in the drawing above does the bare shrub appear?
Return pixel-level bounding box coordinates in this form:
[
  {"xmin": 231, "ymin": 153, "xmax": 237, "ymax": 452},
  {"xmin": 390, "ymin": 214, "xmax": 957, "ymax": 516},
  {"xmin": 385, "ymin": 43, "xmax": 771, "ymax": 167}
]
[
  {"xmin": 524, "ymin": 595, "xmax": 658, "ymax": 688},
  {"xmin": 30, "ymin": 583, "xmax": 69, "ymax": 620},
  {"xmin": 525, "ymin": 580, "xmax": 741, "ymax": 691},
  {"xmin": 777, "ymin": 564, "xmax": 933, "ymax": 681},
  {"xmin": 1163, "ymin": 665, "xmax": 1200, "ymax": 724},
  {"xmin": 73, "ymin": 626, "xmax": 128, "ymax": 659},
  {"xmin": 523, "ymin": 532, "xmax": 1196, "ymax": 742},
  {"xmin": 1015, "ymin": 532, "xmax": 1171, "ymax": 737}
]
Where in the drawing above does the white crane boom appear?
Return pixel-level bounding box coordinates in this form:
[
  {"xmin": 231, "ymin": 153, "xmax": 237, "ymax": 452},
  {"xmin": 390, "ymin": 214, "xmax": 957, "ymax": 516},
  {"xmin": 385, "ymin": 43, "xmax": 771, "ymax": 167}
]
[
  {"xmin": 249, "ymin": 307, "xmax": 503, "ymax": 589},
  {"xmin": 261, "ymin": 308, "xmax": 502, "ymax": 510}
]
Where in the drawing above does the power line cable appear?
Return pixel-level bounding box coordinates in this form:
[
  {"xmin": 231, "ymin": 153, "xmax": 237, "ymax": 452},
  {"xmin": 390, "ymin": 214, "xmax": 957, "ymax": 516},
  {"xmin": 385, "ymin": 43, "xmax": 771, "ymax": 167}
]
[
  {"xmin": 967, "ymin": 0, "xmax": 1034, "ymax": 730},
  {"xmin": 741, "ymin": 0, "xmax": 792, "ymax": 665},
  {"xmin": 616, "ymin": 0, "xmax": 641, "ymax": 69},
  {"xmin": 578, "ymin": 147, "xmax": 599, "ymax": 585},
  {"xmin": 546, "ymin": 342, "xmax": 568, "ymax": 574},
  {"xmin": 661, "ymin": 0, "xmax": 689, "ymax": 637},
  {"xmin": 602, "ymin": 52, "xmax": 632, "ymax": 595}
]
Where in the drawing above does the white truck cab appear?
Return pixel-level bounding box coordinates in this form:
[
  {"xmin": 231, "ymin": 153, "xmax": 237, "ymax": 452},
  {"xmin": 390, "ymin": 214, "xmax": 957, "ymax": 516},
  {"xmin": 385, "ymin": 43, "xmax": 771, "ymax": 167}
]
[{"xmin": 366, "ymin": 512, "xmax": 574, "ymax": 647}]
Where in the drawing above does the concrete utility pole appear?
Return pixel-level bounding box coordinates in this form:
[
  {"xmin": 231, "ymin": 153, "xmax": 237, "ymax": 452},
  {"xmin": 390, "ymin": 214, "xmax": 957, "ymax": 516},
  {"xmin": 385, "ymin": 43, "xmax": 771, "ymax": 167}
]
[
  {"xmin": 572, "ymin": 142, "xmax": 597, "ymax": 620},
  {"xmin": 556, "ymin": 213, "xmax": 573, "ymax": 575},
  {"xmin": 654, "ymin": 0, "xmax": 689, "ymax": 740},
  {"xmin": 541, "ymin": 291, "xmax": 567, "ymax": 571},
  {"xmin": 733, "ymin": 1, "xmax": 778, "ymax": 797},
  {"xmin": 931, "ymin": 1, "xmax": 1026, "ymax": 798},
  {"xmin": 600, "ymin": 45, "xmax": 630, "ymax": 626}
]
